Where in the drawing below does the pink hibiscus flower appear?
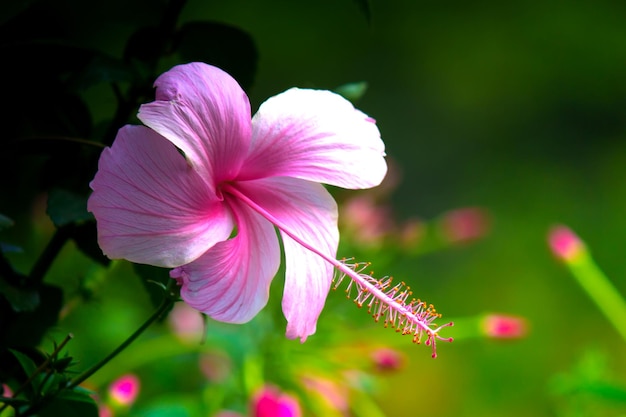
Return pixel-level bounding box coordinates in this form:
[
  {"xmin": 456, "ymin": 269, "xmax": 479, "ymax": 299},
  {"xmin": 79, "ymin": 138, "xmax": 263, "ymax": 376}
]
[
  {"xmin": 88, "ymin": 62, "xmax": 385, "ymax": 341},
  {"xmin": 89, "ymin": 63, "xmax": 452, "ymax": 354}
]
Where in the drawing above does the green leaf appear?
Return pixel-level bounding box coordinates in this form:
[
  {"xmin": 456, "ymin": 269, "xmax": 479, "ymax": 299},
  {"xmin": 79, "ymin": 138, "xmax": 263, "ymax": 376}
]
[
  {"xmin": 46, "ymin": 188, "xmax": 93, "ymax": 227},
  {"xmin": 8, "ymin": 349, "xmax": 39, "ymax": 378},
  {"xmin": 39, "ymin": 372, "xmax": 67, "ymax": 397},
  {"xmin": 51, "ymin": 356, "xmax": 74, "ymax": 373},
  {"xmin": 174, "ymin": 21, "xmax": 258, "ymax": 92},
  {"xmin": 39, "ymin": 388, "xmax": 99, "ymax": 417},
  {"xmin": 0, "ymin": 276, "xmax": 39, "ymax": 312},
  {"xmin": 334, "ymin": 81, "xmax": 369, "ymax": 102}
]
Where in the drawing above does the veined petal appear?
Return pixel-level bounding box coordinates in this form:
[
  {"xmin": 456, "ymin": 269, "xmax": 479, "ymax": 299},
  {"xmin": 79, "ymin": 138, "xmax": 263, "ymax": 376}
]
[
  {"xmin": 171, "ymin": 198, "xmax": 280, "ymax": 323},
  {"xmin": 241, "ymin": 88, "xmax": 387, "ymax": 189},
  {"xmin": 234, "ymin": 177, "xmax": 339, "ymax": 341},
  {"xmin": 138, "ymin": 62, "xmax": 252, "ymax": 187},
  {"xmin": 88, "ymin": 125, "xmax": 234, "ymax": 268}
]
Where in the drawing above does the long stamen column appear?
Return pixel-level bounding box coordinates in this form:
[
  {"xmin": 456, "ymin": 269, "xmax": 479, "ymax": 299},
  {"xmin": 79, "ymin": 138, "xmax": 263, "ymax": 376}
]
[
  {"xmin": 222, "ymin": 184, "xmax": 454, "ymax": 357},
  {"xmin": 333, "ymin": 259, "xmax": 453, "ymax": 358}
]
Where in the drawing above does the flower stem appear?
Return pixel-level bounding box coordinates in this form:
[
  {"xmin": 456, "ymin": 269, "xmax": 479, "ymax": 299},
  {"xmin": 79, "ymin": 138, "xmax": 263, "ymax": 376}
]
[
  {"xmin": 67, "ymin": 282, "xmax": 177, "ymax": 389},
  {"xmin": 29, "ymin": 225, "xmax": 73, "ymax": 284},
  {"xmin": 567, "ymin": 253, "xmax": 626, "ymax": 344}
]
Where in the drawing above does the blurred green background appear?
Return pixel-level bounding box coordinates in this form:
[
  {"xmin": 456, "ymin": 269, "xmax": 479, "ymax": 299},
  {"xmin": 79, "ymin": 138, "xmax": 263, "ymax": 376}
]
[{"xmin": 2, "ymin": 0, "xmax": 626, "ymax": 416}]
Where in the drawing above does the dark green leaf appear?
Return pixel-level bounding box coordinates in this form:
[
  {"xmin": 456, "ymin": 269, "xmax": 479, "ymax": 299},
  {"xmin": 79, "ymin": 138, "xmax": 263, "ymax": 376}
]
[
  {"xmin": 39, "ymin": 372, "xmax": 67, "ymax": 396},
  {"xmin": 174, "ymin": 21, "xmax": 258, "ymax": 91},
  {"xmin": 39, "ymin": 388, "xmax": 99, "ymax": 417},
  {"xmin": 0, "ymin": 395, "xmax": 29, "ymax": 406},
  {"xmin": 46, "ymin": 188, "xmax": 93, "ymax": 227},
  {"xmin": 0, "ymin": 284, "xmax": 63, "ymax": 350},
  {"xmin": 0, "ymin": 276, "xmax": 39, "ymax": 312},
  {"xmin": 8, "ymin": 348, "xmax": 39, "ymax": 378},
  {"xmin": 51, "ymin": 356, "xmax": 74, "ymax": 373},
  {"xmin": 68, "ymin": 54, "xmax": 134, "ymax": 90}
]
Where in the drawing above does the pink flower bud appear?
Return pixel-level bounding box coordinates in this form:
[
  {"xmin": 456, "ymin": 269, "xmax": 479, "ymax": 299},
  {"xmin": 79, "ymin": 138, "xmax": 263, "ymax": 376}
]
[
  {"xmin": 481, "ymin": 314, "xmax": 528, "ymax": 339},
  {"xmin": 252, "ymin": 386, "xmax": 301, "ymax": 417},
  {"xmin": 108, "ymin": 374, "xmax": 140, "ymax": 407},
  {"xmin": 548, "ymin": 225, "xmax": 585, "ymax": 262}
]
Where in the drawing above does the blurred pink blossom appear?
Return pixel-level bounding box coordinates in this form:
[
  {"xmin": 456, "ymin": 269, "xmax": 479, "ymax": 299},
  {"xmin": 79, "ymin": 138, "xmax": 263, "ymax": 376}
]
[
  {"xmin": 302, "ymin": 376, "xmax": 349, "ymax": 413},
  {"xmin": 108, "ymin": 374, "xmax": 140, "ymax": 407},
  {"xmin": 371, "ymin": 347, "xmax": 405, "ymax": 371},
  {"xmin": 481, "ymin": 314, "xmax": 528, "ymax": 339},
  {"xmin": 399, "ymin": 218, "xmax": 425, "ymax": 246},
  {"xmin": 167, "ymin": 302, "xmax": 205, "ymax": 341},
  {"xmin": 548, "ymin": 225, "xmax": 585, "ymax": 262},
  {"xmin": 98, "ymin": 404, "xmax": 113, "ymax": 417},
  {"xmin": 439, "ymin": 207, "xmax": 490, "ymax": 243},
  {"xmin": 200, "ymin": 350, "xmax": 232, "ymax": 382},
  {"xmin": 252, "ymin": 386, "xmax": 302, "ymax": 417},
  {"xmin": 340, "ymin": 195, "xmax": 395, "ymax": 244}
]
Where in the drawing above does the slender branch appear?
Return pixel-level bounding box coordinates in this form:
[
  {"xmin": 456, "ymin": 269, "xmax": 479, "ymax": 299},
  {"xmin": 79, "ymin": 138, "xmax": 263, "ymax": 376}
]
[
  {"xmin": 29, "ymin": 225, "xmax": 74, "ymax": 284},
  {"xmin": 67, "ymin": 283, "xmax": 177, "ymax": 389}
]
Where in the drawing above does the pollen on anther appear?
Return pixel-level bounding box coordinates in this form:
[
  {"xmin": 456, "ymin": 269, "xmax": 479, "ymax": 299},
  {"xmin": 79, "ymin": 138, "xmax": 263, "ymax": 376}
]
[{"xmin": 333, "ymin": 257, "xmax": 453, "ymax": 358}]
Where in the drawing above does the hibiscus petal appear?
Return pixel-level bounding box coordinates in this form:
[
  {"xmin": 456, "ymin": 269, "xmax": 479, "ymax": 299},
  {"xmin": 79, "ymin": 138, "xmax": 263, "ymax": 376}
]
[
  {"xmin": 234, "ymin": 177, "xmax": 339, "ymax": 342},
  {"xmin": 138, "ymin": 62, "xmax": 252, "ymax": 188},
  {"xmin": 88, "ymin": 125, "xmax": 234, "ymax": 268},
  {"xmin": 241, "ymin": 88, "xmax": 387, "ymax": 189},
  {"xmin": 171, "ymin": 197, "xmax": 280, "ymax": 323}
]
